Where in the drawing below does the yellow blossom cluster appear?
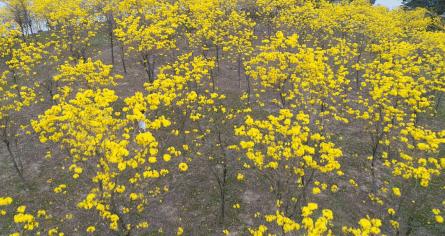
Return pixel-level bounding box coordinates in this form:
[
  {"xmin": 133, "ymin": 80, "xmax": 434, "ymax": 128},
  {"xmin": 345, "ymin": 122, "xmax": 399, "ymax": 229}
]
[
  {"xmin": 251, "ymin": 203, "xmax": 334, "ymax": 235},
  {"xmin": 343, "ymin": 216, "xmax": 382, "ymax": 236},
  {"xmin": 53, "ymin": 59, "xmax": 122, "ymax": 99}
]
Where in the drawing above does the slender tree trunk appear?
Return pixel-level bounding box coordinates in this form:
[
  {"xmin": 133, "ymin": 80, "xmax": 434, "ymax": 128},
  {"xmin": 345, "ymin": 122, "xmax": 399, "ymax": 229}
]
[
  {"xmin": 219, "ymin": 163, "xmax": 227, "ymax": 225},
  {"xmin": 18, "ymin": 22, "xmax": 27, "ymax": 41},
  {"xmin": 108, "ymin": 12, "xmax": 115, "ymax": 66},
  {"xmin": 435, "ymin": 93, "xmax": 442, "ymax": 112},
  {"xmin": 216, "ymin": 130, "xmax": 228, "ymax": 225},
  {"xmin": 142, "ymin": 54, "xmax": 152, "ymax": 82},
  {"xmin": 355, "ymin": 51, "xmax": 362, "ymax": 87},
  {"xmin": 245, "ymin": 75, "xmax": 251, "ymax": 102},
  {"xmin": 151, "ymin": 57, "xmax": 156, "ymax": 81},
  {"xmin": 110, "ymin": 30, "xmax": 115, "ymax": 65},
  {"xmin": 370, "ymin": 132, "xmax": 380, "ymax": 192},
  {"xmin": 3, "ymin": 139, "xmax": 28, "ymax": 187},
  {"xmin": 237, "ymin": 56, "xmax": 242, "ymax": 88},
  {"xmin": 120, "ymin": 44, "xmax": 127, "ymax": 74},
  {"xmin": 216, "ymin": 45, "xmax": 220, "ymax": 74},
  {"xmin": 211, "ymin": 69, "xmax": 216, "ymax": 92}
]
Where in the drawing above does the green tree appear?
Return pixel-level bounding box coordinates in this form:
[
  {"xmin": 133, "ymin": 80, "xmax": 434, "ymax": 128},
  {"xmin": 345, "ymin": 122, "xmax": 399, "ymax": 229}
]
[{"xmin": 403, "ymin": 0, "xmax": 445, "ymax": 15}]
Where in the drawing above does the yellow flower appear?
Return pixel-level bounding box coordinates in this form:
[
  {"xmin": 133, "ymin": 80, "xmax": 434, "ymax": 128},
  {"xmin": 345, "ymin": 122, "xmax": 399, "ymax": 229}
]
[
  {"xmin": 179, "ymin": 162, "xmax": 188, "ymax": 172},
  {"xmin": 177, "ymin": 227, "xmax": 184, "ymax": 236},
  {"xmin": 148, "ymin": 157, "xmax": 157, "ymax": 164},
  {"xmin": 388, "ymin": 208, "xmax": 396, "ymax": 215},
  {"xmin": 37, "ymin": 210, "xmax": 47, "ymax": 218},
  {"xmin": 54, "ymin": 184, "xmax": 67, "ymax": 194},
  {"xmin": 322, "ymin": 209, "xmax": 334, "ymax": 220},
  {"xmin": 390, "ymin": 220, "xmax": 400, "ymax": 229},
  {"xmin": 17, "ymin": 205, "xmax": 26, "ymax": 214},
  {"xmin": 130, "ymin": 193, "xmax": 138, "ymax": 201},
  {"xmin": 0, "ymin": 197, "xmax": 13, "ymax": 206},
  {"xmin": 237, "ymin": 173, "xmax": 245, "ymax": 181},
  {"xmin": 135, "ymin": 132, "xmax": 156, "ymax": 146},
  {"xmin": 302, "ymin": 203, "xmax": 318, "ymax": 217},
  {"xmin": 392, "ymin": 187, "xmax": 401, "ymax": 197},
  {"xmin": 349, "ymin": 179, "xmax": 358, "ymax": 188},
  {"xmin": 312, "ymin": 187, "xmax": 321, "ymax": 195},
  {"xmin": 86, "ymin": 226, "xmax": 96, "ymax": 233},
  {"xmin": 163, "ymin": 154, "xmax": 171, "ymax": 162}
]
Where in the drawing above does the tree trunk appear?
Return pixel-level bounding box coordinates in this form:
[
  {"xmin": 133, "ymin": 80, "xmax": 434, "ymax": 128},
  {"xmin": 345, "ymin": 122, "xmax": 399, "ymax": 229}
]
[
  {"xmin": 3, "ymin": 139, "xmax": 28, "ymax": 187},
  {"xmin": 120, "ymin": 44, "xmax": 127, "ymax": 74}
]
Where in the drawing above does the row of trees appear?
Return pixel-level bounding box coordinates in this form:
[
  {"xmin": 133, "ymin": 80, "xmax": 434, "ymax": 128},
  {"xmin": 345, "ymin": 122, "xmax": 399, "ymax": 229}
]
[{"xmin": 1, "ymin": 0, "xmax": 445, "ymax": 235}]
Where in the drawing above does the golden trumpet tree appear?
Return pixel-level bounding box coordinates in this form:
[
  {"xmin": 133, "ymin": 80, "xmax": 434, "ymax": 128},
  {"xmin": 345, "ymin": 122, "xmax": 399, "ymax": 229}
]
[{"xmin": 114, "ymin": 0, "xmax": 183, "ymax": 82}]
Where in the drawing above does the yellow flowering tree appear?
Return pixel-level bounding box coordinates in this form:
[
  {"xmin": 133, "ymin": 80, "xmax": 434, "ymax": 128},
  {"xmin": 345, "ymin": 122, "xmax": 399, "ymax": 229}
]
[
  {"xmin": 124, "ymin": 53, "xmax": 240, "ymax": 225},
  {"xmin": 246, "ymin": 31, "xmax": 350, "ymax": 125},
  {"xmin": 114, "ymin": 0, "xmax": 183, "ymax": 82},
  {"xmin": 51, "ymin": 58, "xmax": 122, "ymax": 101},
  {"xmin": 0, "ymin": 22, "xmax": 47, "ymax": 185},
  {"xmin": 235, "ymin": 108, "xmax": 342, "ymax": 221},
  {"xmin": 221, "ymin": 10, "xmax": 256, "ymax": 89},
  {"xmin": 248, "ymin": 202, "xmax": 335, "ymax": 235},
  {"xmin": 1, "ymin": 0, "xmax": 35, "ymax": 37},
  {"xmin": 31, "ymin": 88, "xmax": 182, "ymax": 234},
  {"xmin": 32, "ymin": 0, "xmax": 97, "ymax": 60}
]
